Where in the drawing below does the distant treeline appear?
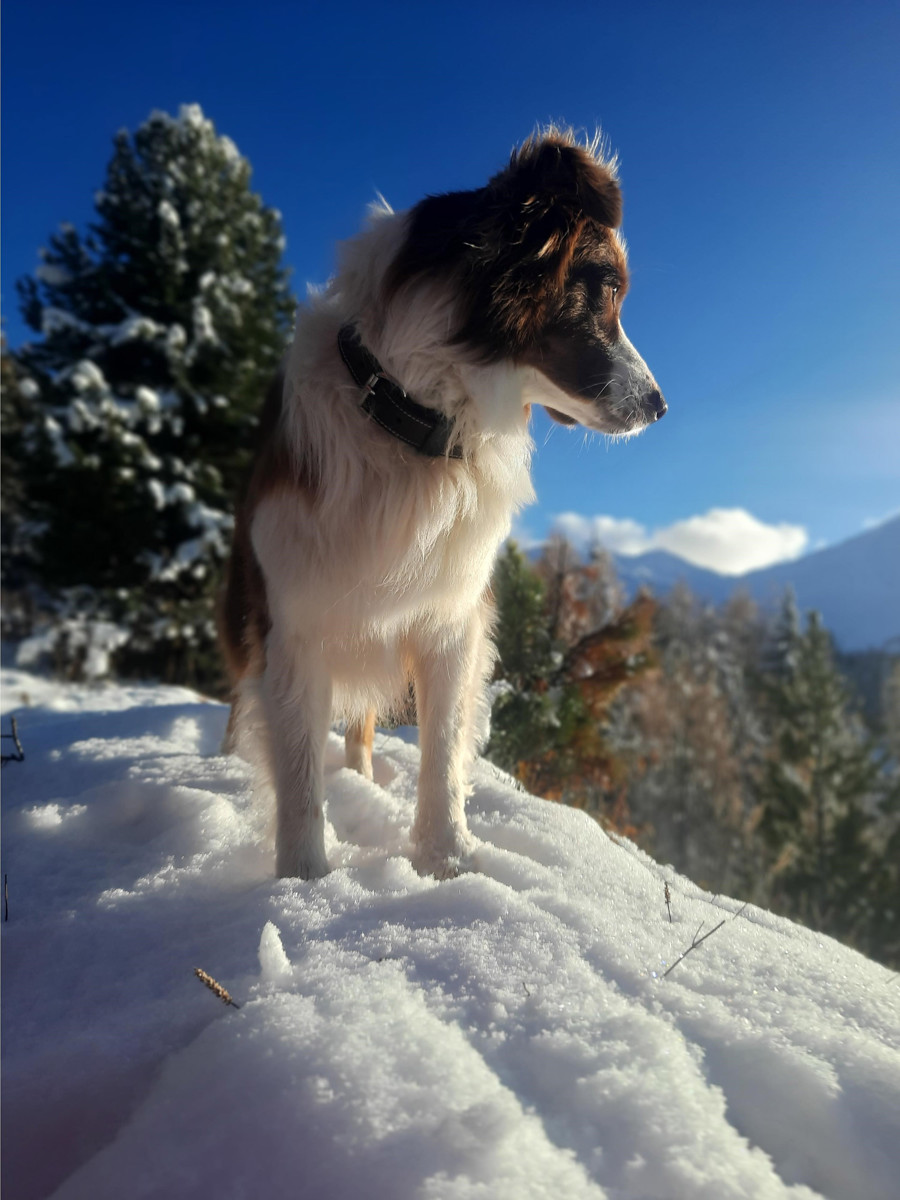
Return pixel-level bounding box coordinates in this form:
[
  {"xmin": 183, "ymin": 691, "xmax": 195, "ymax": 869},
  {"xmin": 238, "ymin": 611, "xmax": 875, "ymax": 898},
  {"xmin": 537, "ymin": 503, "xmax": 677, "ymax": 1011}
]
[{"xmin": 487, "ymin": 538, "xmax": 900, "ymax": 970}]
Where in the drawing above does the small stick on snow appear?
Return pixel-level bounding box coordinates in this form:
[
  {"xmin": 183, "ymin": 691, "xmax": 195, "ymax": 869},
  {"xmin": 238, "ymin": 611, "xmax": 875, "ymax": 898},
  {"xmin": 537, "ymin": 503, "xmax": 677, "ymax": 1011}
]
[
  {"xmin": 662, "ymin": 918, "xmax": 727, "ymax": 978},
  {"xmin": 195, "ymin": 967, "xmax": 241, "ymax": 1008},
  {"xmin": 664, "ymin": 882, "xmax": 672, "ymax": 923},
  {"xmin": 522, "ymin": 981, "xmax": 531, "ymax": 997},
  {"xmin": 662, "ymin": 901, "xmax": 749, "ymax": 979},
  {"xmin": 1, "ymin": 716, "xmax": 25, "ymax": 765}
]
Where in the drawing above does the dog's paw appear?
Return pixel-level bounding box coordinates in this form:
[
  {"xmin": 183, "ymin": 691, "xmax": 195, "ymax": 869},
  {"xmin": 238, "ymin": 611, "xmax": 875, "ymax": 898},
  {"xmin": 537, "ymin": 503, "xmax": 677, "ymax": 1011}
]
[
  {"xmin": 410, "ymin": 830, "xmax": 477, "ymax": 880},
  {"xmin": 430, "ymin": 859, "xmax": 462, "ymax": 881},
  {"xmin": 276, "ymin": 847, "xmax": 330, "ymax": 881}
]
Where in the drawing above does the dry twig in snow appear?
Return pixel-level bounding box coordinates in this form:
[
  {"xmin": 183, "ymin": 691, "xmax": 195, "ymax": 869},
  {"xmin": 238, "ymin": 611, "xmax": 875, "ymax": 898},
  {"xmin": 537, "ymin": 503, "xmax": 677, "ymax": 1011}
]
[
  {"xmin": 1, "ymin": 716, "xmax": 25, "ymax": 765},
  {"xmin": 663, "ymin": 902, "xmax": 748, "ymax": 979},
  {"xmin": 194, "ymin": 967, "xmax": 241, "ymax": 1008}
]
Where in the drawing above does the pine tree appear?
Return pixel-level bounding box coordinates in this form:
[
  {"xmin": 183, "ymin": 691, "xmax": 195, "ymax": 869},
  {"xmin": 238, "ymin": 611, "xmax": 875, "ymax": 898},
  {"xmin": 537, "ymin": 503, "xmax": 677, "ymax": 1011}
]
[
  {"xmin": 758, "ymin": 608, "xmax": 886, "ymax": 944},
  {"xmin": 487, "ymin": 541, "xmax": 560, "ymax": 773},
  {"xmin": 766, "ymin": 586, "xmax": 803, "ymax": 679},
  {"xmin": 10, "ymin": 105, "xmax": 295, "ymax": 686},
  {"xmin": 1, "ymin": 342, "xmax": 42, "ymax": 634}
]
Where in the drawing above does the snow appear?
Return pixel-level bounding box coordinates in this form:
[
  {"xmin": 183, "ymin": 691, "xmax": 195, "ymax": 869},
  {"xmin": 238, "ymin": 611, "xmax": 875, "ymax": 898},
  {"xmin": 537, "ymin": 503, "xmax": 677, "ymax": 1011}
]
[
  {"xmin": 146, "ymin": 478, "xmax": 166, "ymax": 510},
  {"xmin": 14, "ymin": 623, "xmax": 129, "ymax": 681},
  {"xmin": 41, "ymin": 306, "xmax": 87, "ymax": 337},
  {"xmin": 109, "ymin": 315, "xmax": 166, "ymax": 346},
  {"xmin": 141, "ymin": 497, "xmax": 231, "ymax": 582},
  {"xmin": 157, "ymin": 199, "xmax": 180, "ymax": 229},
  {"xmin": 70, "ymin": 359, "xmax": 107, "ymax": 392},
  {"xmin": 166, "ymin": 323, "xmax": 187, "ymax": 352},
  {"xmin": 191, "ymin": 299, "xmax": 218, "ymax": 344},
  {"xmin": 2, "ymin": 669, "xmax": 897, "ymax": 1200},
  {"xmin": 218, "ymin": 135, "xmax": 243, "ymax": 168},
  {"xmin": 42, "ymin": 415, "xmax": 75, "ymax": 466},
  {"xmin": 135, "ymin": 385, "xmax": 160, "ymax": 413},
  {"xmin": 35, "ymin": 263, "xmax": 73, "ymax": 287}
]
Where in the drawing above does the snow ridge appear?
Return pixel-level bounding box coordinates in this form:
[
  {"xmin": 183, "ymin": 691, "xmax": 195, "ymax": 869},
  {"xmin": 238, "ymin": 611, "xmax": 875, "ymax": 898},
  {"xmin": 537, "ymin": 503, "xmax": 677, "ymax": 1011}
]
[{"xmin": 1, "ymin": 670, "xmax": 897, "ymax": 1200}]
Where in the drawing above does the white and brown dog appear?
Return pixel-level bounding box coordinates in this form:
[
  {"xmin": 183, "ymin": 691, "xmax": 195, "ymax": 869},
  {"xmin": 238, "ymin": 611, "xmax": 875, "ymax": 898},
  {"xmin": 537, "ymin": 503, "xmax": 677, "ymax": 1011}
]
[{"xmin": 220, "ymin": 130, "xmax": 665, "ymax": 879}]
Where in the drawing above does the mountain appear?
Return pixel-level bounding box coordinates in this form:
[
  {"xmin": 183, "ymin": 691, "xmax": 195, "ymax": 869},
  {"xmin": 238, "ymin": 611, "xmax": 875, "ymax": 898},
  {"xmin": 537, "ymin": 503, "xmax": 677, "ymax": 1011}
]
[{"xmin": 612, "ymin": 517, "xmax": 900, "ymax": 652}]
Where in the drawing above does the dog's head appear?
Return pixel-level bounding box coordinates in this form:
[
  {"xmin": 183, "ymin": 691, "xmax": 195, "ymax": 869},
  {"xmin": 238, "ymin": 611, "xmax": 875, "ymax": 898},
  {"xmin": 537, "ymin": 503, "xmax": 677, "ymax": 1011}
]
[{"xmin": 385, "ymin": 130, "xmax": 665, "ymax": 436}]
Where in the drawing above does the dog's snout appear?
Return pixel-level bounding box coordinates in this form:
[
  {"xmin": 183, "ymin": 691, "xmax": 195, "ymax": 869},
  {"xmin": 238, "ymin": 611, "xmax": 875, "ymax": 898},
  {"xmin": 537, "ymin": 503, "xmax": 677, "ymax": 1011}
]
[{"xmin": 646, "ymin": 388, "xmax": 667, "ymax": 421}]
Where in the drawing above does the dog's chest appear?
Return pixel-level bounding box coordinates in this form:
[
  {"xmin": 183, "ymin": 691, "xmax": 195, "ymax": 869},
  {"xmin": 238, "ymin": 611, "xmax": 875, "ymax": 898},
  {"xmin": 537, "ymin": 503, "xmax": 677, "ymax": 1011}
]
[
  {"xmin": 364, "ymin": 464, "xmax": 518, "ymax": 615},
  {"xmin": 254, "ymin": 449, "xmax": 528, "ymax": 637}
]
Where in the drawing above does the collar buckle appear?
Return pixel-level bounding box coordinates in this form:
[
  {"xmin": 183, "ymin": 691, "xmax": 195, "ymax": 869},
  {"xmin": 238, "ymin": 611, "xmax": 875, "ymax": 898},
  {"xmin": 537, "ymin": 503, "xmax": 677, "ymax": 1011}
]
[
  {"xmin": 360, "ymin": 370, "xmax": 404, "ymax": 405},
  {"xmin": 360, "ymin": 371, "xmax": 382, "ymax": 402}
]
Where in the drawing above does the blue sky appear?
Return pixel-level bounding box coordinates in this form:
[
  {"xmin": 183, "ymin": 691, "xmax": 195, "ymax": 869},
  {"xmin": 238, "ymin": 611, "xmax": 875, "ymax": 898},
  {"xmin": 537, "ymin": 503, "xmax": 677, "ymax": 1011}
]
[{"xmin": 3, "ymin": 0, "xmax": 898, "ymax": 572}]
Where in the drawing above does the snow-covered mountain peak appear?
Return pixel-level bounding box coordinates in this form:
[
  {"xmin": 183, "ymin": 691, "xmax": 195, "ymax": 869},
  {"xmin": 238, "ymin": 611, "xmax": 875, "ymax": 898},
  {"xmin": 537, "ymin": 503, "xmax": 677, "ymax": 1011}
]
[{"xmin": 611, "ymin": 516, "xmax": 900, "ymax": 650}]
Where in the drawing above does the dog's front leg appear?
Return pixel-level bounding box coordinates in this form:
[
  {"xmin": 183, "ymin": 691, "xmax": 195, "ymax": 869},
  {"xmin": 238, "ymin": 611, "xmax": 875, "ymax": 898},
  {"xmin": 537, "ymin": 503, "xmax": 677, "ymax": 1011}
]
[
  {"xmin": 410, "ymin": 615, "xmax": 486, "ymax": 877},
  {"xmin": 262, "ymin": 631, "xmax": 332, "ymax": 880}
]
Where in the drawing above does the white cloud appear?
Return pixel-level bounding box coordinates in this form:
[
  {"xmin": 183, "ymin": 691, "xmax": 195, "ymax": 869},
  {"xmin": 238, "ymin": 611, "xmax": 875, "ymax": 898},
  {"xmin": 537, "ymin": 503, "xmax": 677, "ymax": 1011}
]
[
  {"xmin": 554, "ymin": 513, "xmax": 649, "ymax": 557},
  {"xmin": 552, "ymin": 507, "xmax": 808, "ymax": 576}
]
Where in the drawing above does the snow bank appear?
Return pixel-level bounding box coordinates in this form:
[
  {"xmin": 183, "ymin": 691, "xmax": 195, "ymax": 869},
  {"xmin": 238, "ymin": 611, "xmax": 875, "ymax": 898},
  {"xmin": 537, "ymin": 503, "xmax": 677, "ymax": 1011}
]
[{"xmin": 1, "ymin": 669, "xmax": 897, "ymax": 1200}]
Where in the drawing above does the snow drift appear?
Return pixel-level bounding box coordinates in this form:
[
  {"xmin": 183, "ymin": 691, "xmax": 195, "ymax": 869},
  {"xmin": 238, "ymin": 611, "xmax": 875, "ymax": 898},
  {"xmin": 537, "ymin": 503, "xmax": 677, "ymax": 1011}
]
[{"xmin": 1, "ymin": 669, "xmax": 898, "ymax": 1200}]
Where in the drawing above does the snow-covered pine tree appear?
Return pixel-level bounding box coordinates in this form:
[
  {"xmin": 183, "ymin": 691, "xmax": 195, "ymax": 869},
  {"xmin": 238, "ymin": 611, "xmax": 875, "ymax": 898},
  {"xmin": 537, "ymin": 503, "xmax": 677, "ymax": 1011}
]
[
  {"xmin": 1, "ymin": 342, "xmax": 44, "ymax": 639},
  {"xmin": 766, "ymin": 586, "xmax": 803, "ymax": 679},
  {"xmin": 10, "ymin": 105, "xmax": 295, "ymax": 687},
  {"xmin": 757, "ymin": 608, "xmax": 887, "ymax": 947}
]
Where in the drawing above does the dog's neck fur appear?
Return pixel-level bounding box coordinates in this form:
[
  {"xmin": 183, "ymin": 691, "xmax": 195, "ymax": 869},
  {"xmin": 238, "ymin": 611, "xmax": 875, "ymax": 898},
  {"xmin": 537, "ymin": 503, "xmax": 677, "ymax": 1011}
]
[
  {"xmin": 281, "ymin": 203, "xmax": 535, "ymax": 539},
  {"xmin": 335, "ymin": 207, "xmax": 536, "ymax": 446}
]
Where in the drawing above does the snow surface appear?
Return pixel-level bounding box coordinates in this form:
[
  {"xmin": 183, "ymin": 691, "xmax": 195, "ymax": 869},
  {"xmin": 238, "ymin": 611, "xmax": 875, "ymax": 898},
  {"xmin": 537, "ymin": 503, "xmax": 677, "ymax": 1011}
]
[{"xmin": 2, "ymin": 669, "xmax": 898, "ymax": 1200}]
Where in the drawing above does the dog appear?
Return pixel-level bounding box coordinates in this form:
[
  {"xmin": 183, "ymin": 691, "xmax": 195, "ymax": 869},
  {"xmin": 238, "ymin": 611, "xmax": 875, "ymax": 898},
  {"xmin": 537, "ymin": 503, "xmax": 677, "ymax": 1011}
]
[{"xmin": 220, "ymin": 129, "xmax": 665, "ymax": 879}]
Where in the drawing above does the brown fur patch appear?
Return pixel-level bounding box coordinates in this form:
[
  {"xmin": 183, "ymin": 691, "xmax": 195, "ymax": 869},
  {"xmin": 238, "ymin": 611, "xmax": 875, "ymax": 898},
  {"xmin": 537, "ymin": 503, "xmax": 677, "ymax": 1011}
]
[
  {"xmin": 346, "ymin": 709, "xmax": 376, "ymax": 755},
  {"xmin": 519, "ymin": 234, "xmax": 631, "ymax": 402},
  {"xmin": 384, "ymin": 131, "xmax": 624, "ymax": 362}
]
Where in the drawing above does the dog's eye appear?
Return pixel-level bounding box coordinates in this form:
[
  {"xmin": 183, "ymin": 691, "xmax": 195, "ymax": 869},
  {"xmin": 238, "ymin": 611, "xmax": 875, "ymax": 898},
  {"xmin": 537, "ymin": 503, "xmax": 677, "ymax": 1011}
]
[{"xmin": 610, "ymin": 284, "xmax": 619, "ymax": 298}]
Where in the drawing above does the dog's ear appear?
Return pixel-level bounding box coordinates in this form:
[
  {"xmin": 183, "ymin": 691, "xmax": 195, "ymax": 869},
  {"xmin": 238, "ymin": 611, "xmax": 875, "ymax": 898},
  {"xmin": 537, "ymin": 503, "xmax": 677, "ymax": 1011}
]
[{"xmin": 489, "ymin": 134, "xmax": 622, "ymax": 232}]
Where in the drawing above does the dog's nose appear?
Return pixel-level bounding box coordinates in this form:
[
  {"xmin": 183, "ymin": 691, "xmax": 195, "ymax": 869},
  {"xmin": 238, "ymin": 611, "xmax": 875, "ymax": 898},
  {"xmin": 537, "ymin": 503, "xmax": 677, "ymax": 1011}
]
[{"xmin": 646, "ymin": 389, "xmax": 667, "ymax": 421}]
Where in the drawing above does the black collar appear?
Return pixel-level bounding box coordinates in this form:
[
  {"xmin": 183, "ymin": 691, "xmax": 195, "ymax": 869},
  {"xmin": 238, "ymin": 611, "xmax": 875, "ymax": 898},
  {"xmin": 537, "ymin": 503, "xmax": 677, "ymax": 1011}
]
[{"xmin": 337, "ymin": 324, "xmax": 462, "ymax": 460}]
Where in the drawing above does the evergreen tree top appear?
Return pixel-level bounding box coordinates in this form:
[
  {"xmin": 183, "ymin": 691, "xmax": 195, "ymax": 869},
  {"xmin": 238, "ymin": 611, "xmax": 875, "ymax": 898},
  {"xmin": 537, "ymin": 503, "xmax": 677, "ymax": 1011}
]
[
  {"xmin": 16, "ymin": 103, "xmax": 294, "ymax": 399},
  {"xmin": 9, "ymin": 105, "xmax": 296, "ymax": 605}
]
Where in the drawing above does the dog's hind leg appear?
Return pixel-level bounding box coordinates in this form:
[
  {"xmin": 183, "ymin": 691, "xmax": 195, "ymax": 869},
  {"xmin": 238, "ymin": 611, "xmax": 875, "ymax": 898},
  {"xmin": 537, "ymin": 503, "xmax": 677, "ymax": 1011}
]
[
  {"xmin": 345, "ymin": 709, "xmax": 376, "ymax": 780},
  {"xmin": 261, "ymin": 632, "xmax": 332, "ymax": 879}
]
